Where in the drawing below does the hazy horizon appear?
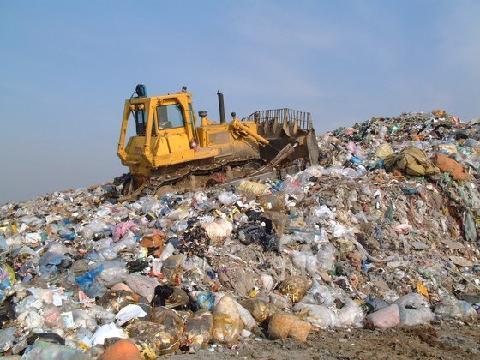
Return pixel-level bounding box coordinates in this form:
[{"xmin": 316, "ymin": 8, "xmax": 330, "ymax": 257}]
[{"xmin": 1, "ymin": 0, "xmax": 479, "ymax": 204}]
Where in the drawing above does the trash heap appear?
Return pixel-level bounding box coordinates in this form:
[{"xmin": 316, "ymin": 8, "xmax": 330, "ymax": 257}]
[{"xmin": 1, "ymin": 110, "xmax": 479, "ymax": 359}]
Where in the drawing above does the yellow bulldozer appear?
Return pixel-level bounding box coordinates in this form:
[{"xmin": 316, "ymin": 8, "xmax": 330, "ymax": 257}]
[{"xmin": 117, "ymin": 84, "xmax": 319, "ymax": 198}]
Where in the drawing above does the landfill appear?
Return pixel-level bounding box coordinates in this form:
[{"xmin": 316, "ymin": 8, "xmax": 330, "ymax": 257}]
[{"xmin": 0, "ymin": 110, "xmax": 479, "ymax": 358}]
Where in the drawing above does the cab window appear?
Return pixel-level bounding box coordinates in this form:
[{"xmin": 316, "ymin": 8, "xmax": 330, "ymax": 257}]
[{"xmin": 157, "ymin": 104, "xmax": 184, "ymax": 129}]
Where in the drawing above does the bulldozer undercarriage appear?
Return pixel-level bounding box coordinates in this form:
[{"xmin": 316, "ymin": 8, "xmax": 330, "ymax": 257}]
[{"xmin": 118, "ymin": 144, "xmax": 308, "ymax": 202}]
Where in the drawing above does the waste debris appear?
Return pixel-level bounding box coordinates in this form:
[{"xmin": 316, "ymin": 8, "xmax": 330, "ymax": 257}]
[{"xmin": 0, "ymin": 110, "xmax": 479, "ymax": 357}]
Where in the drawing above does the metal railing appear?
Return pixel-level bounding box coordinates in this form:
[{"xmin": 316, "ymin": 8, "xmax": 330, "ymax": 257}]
[{"xmin": 244, "ymin": 108, "xmax": 312, "ymax": 130}]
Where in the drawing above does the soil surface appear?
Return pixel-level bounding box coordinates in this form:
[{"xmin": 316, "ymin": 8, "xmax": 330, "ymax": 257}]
[{"xmin": 169, "ymin": 321, "xmax": 480, "ymax": 360}]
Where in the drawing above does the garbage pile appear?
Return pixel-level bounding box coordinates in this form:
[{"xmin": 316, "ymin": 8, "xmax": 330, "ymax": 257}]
[{"xmin": 1, "ymin": 110, "xmax": 479, "ymax": 359}]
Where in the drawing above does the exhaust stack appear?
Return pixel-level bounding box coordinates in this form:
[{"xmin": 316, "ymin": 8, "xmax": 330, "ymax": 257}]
[{"xmin": 217, "ymin": 91, "xmax": 226, "ymax": 124}]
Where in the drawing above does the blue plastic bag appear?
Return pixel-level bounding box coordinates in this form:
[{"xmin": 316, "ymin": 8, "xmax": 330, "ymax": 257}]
[
  {"xmin": 75, "ymin": 264, "xmax": 104, "ymax": 292},
  {"xmin": 0, "ymin": 266, "xmax": 13, "ymax": 303},
  {"xmin": 196, "ymin": 291, "xmax": 215, "ymax": 311}
]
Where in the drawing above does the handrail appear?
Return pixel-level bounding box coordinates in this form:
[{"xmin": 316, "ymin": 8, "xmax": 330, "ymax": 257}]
[{"xmin": 244, "ymin": 108, "xmax": 312, "ymax": 130}]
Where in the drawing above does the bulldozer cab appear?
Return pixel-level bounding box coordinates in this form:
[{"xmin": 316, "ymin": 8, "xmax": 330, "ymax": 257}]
[
  {"xmin": 129, "ymin": 93, "xmax": 195, "ymax": 136},
  {"xmin": 117, "ymin": 87, "xmax": 218, "ymax": 178}
]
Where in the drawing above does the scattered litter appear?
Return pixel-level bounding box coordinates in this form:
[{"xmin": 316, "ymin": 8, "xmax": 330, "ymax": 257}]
[{"xmin": 0, "ymin": 110, "xmax": 479, "ymax": 357}]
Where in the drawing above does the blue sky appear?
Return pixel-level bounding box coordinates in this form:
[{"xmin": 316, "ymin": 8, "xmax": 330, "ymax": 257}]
[{"xmin": 1, "ymin": 1, "xmax": 479, "ymax": 203}]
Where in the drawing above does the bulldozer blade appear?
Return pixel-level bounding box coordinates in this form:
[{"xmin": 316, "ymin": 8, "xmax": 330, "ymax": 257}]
[
  {"xmin": 247, "ymin": 108, "xmax": 319, "ymax": 166},
  {"xmin": 272, "ymin": 118, "xmax": 281, "ymax": 137},
  {"xmin": 271, "ymin": 143, "xmax": 295, "ymax": 167},
  {"xmin": 248, "ymin": 143, "xmax": 296, "ymax": 176},
  {"xmin": 306, "ymin": 130, "xmax": 319, "ymax": 166}
]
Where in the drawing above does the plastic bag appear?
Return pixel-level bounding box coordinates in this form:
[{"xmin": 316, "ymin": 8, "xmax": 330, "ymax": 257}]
[
  {"xmin": 23, "ymin": 340, "xmax": 88, "ymax": 360},
  {"xmin": 158, "ymin": 242, "xmax": 175, "ymax": 261},
  {"xmin": 112, "ymin": 220, "xmax": 136, "ymax": 242},
  {"xmin": 375, "ymin": 143, "xmax": 393, "ymax": 159},
  {"xmin": 39, "ymin": 246, "xmax": 68, "ymax": 275},
  {"xmin": 257, "ymin": 194, "xmax": 284, "ymax": 212},
  {"xmin": 126, "ymin": 321, "xmax": 183, "ymax": 359},
  {"xmin": 218, "ymin": 191, "xmax": 239, "ymax": 206},
  {"xmin": 237, "ymin": 223, "xmax": 279, "ymax": 252},
  {"xmin": 365, "ymin": 303, "xmax": 400, "ymax": 329},
  {"xmin": 316, "ymin": 242, "xmax": 336, "ymax": 272},
  {"xmin": 24, "ymin": 232, "xmax": 43, "ymax": 244},
  {"xmin": 183, "ymin": 310, "xmax": 213, "ymax": 352},
  {"xmin": 235, "ymin": 301, "xmax": 256, "ymax": 330},
  {"xmin": 303, "ymin": 281, "xmax": 345, "ymax": 307},
  {"xmin": 260, "ymin": 273, "xmax": 274, "ymax": 292},
  {"xmin": 140, "ymin": 196, "xmax": 162, "ymax": 215},
  {"xmin": 296, "ymin": 165, "xmax": 323, "ymax": 183},
  {"xmin": 81, "ymin": 220, "xmax": 111, "ymax": 240},
  {"xmin": 434, "ymin": 299, "xmax": 477, "ymax": 320},
  {"xmin": 212, "ymin": 296, "xmax": 242, "ymax": 345},
  {"xmin": 395, "ymin": 292, "xmax": 429, "ymax": 309},
  {"xmin": 112, "ymin": 232, "xmax": 137, "ymax": 253},
  {"xmin": 293, "ymin": 303, "xmax": 337, "ymax": 328},
  {"xmin": 98, "ymin": 260, "xmax": 128, "ymax": 287},
  {"xmin": 116, "ymin": 304, "xmax": 147, "ymax": 326},
  {"xmin": 278, "ymin": 276, "xmax": 311, "ymax": 303},
  {"xmin": 94, "ymin": 238, "xmax": 118, "ymax": 260},
  {"xmin": 201, "ymin": 219, "xmax": 233, "ymax": 246},
  {"xmin": 0, "ymin": 327, "xmax": 15, "ymax": 352},
  {"xmin": 464, "ymin": 210, "xmax": 477, "ymax": 243},
  {"xmin": 128, "ymin": 311, "xmax": 183, "ymax": 356},
  {"xmin": 395, "ymin": 292, "xmax": 433, "ymax": 326},
  {"xmin": 0, "ymin": 264, "xmax": 14, "ymax": 303},
  {"xmin": 124, "ymin": 274, "xmax": 160, "ymax": 302},
  {"xmin": 291, "ymin": 250, "xmax": 318, "ymax": 276},
  {"xmin": 238, "ymin": 181, "xmax": 270, "ymax": 196},
  {"xmin": 240, "ymin": 299, "xmax": 276, "ymax": 324},
  {"xmin": 91, "ymin": 323, "xmax": 127, "ymax": 346},
  {"xmin": 162, "ymin": 254, "xmax": 185, "ymax": 285},
  {"xmin": 167, "ymin": 206, "xmax": 190, "ymax": 220},
  {"xmin": 58, "ymin": 228, "xmax": 76, "ymax": 241},
  {"xmin": 75, "ymin": 264, "xmax": 104, "ymax": 296},
  {"xmin": 268, "ymin": 313, "xmax": 311, "ymax": 342},
  {"xmin": 399, "ymin": 307, "xmax": 434, "ymax": 326},
  {"xmin": 280, "ymin": 177, "xmax": 305, "ymax": 200},
  {"xmin": 193, "ymin": 291, "xmax": 215, "ymax": 311},
  {"xmin": 336, "ymin": 299, "xmax": 364, "ymax": 327},
  {"xmin": 332, "ymin": 223, "xmax": 348, "ymax": 238},
  {"xmin": 0, "ymin": 234, "xmax": 7, "ymax": 252},
  {"xmin": 71, "ymin": 309, "xmax": 98, "ymax": 331},
  {"xmin": 321, "ymin": 166, "xmax": 364, "ymax": 178},
  {"xmin": 312, "ymin": 205, "xmax": 335, "ymax": 221}
]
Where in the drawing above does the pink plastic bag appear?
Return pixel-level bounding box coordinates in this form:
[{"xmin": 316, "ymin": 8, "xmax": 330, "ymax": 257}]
[{"xmin": 112, "ymin": 220, "xmax": 136, "ymax": 242}]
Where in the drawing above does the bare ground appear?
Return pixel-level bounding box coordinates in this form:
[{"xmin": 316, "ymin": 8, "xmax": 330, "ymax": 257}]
[{"xmin": 168, "ymin": 321, "xmax": 480, "ymax": 360}]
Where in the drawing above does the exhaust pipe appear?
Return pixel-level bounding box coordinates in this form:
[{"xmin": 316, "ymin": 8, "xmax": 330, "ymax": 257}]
[{"xmin": 217, "ymin": 91, "xmax": 226, "ymax": 124}]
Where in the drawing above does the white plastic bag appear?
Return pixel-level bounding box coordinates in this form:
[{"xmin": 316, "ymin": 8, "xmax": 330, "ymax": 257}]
[
  {"xmin": 316, "ymin": 242, "xmax": 336, "ymax": 271},
  {"xmin": 91, "ymin": 323, "xmax": 127, "ymax": 345},
  {"xmin": 291, "ymin": 250, "xmax": 318, "ymax": 276},
  {"xmin": 293, "ymin": 303, "xmax": 337, "ymax": 328},
  {"xmin": 260, "ymin": 273, "xmax": 274, "ymax": 292},
  {"xmin": 116, "ymin": 304, "xmax": 147, "ymax": 326},
  {"xmin": 235, "ymin": 301, "xmax": 256, "ymax": 330},
  {"xmin": 337, "ymin": 299, "xmax": 363, "ymax": 327},
  {"xmin": 201, "ymin": 219, "xmax": 233, "ymax": 244},
  {"xmin": 218, "ymin": 191, "xmax": 239, "ymax": 206}
]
